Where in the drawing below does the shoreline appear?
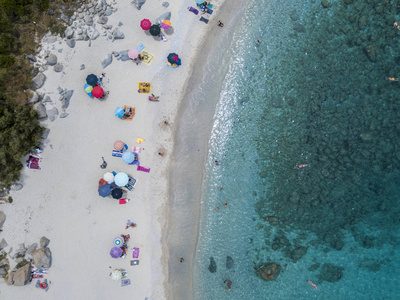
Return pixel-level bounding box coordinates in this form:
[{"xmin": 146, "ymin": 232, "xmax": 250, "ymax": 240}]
[
  {"xmin": 0, "ymin": 0, "xmax": 226, "ymax": 299},
  {"xmin": 165, "ymin": 0, "xmax": 249, "ymax": 298}
]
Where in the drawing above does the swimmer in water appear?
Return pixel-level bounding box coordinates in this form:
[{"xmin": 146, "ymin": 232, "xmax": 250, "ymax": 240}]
[
  {"xmin": 306, "ymin": 280, "xmax": 318, "ymax": 290},
  {"xmin": 294, "ymin": 164, "xmax": 309, "ymax": 169},
  {"xmin": 224, "ymin": 280, "xmax": 232, "ymax": 291}
]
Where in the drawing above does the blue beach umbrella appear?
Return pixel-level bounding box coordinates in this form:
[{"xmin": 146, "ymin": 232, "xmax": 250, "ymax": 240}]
[
  {"xmin": 122, "ymin": 151, "xmax": 135, "ymax": 164},
  {"xmin": 114, "ymin": 172, "xmax": 129, "ymax": 187},
  {"xmin": 98, "ymin": 184, "xmax": 112, "ymax": 197},
  {"xmin": 86, "ymin": 74, "xmax": 98, "ymax": 86},
  {"xmin": 115, "ymin": 107, "xmax": 125, "ymax": 118}
]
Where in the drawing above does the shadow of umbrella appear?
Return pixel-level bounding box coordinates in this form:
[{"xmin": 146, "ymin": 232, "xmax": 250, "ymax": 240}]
[{"xmin": 164, "ymin": 27, "xmax": 174, "ymax": 35}]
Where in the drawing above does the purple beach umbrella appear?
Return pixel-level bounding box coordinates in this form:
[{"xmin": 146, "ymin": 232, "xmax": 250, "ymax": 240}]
[{"xmin": 110, "ymin": 247, "xmax": 123, "ymax": 258}]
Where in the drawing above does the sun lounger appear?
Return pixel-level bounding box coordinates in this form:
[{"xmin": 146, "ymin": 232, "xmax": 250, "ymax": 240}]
[
  {"xmin": 138, "ymin": 82, "xmax": 151, "ymax": 93},
  {"xmin": 112, "ymin": 150, "xmax": 123, "ymax": 157},
  {"xmin": 140, "ymin": 51, "xmax": 154, "ymax": 65},
  {"xmin": 125, "ymin": 176, "xmax": 137, "ymax": 191},
  {"xmin": 122, "ymin": 106, "xmax": 135, "ymax": 120}
]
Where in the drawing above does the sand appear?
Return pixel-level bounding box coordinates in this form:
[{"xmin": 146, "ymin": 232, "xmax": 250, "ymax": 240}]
[{"xmin": 0, "ymin": 0, "xmax": 225, "ymax": 298}]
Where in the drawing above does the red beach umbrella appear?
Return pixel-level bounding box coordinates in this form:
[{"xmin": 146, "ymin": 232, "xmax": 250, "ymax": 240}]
[
  {"xmin": 92, "ymin": 86, "xmax": 104, "ymax": 98},
  {"xmin": 140, "ymin": 19, "xmax": 152, "ymax": 30}
]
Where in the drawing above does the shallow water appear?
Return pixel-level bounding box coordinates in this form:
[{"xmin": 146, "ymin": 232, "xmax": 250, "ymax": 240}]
[{"xmin": 194, "ymin": 0, "xmax": 400, "ymax": 298}]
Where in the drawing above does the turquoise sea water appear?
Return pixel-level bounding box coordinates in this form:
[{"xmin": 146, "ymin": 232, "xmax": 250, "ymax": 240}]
[{"xmin": 193, "ymin": 0, "xmax": 400, "ymax": 299}]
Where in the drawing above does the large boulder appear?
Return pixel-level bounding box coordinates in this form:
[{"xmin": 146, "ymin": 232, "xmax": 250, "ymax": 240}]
[
  {"xmin": 27, "ymin": 90, "xmax": 39, "ymax": 104},
  {"xmin": 208, "ymin": 257, "xmax": 216, "ymax": 273},
  {"xmin": 45, "ymin": 54, "xmax": 57, "ymax": 66},
  {"xmin": 40, "ymin": 237, "xmax": 50, "ymax": 248},
  {"xmin": 0, "ymin": 211, "xmax": 6, "ymax": 228},
  {"xmin": 101, "ymin": 54, "xmax": 113, "ymax": 68},
  {"xmin": 257, "ymin": 263, "xmax": 281, "ymax": 281},
  {"xmin": 32, "ymin": 72, "xmax": 46, "ymax": 89},
  {"xmin": 112, "ymin": 28, "xmax": 125, "ymax": 40},
  {"xmin": 47, "ymin": 107, "xmax": 58, "ymax": 122},
  {"xmin": 53, "ymin": 63, "xmax": 63, "ymax": 72},
  {"xmin": 66, "ymin": 38, "xmax": 76, "ymax": 48},
  {"xmin": 13, "ymin": 263, "xmax": 31, "ymax": 286},
  {"xmin": 134, "ymin": 0, "xmax": 146, "ymax": 10},
  {"xmin": 6, "ymin": 272, "xmax": 14, "ymax": 285},
  {"xmin": 33, "ymin": 103, "xmax": 47, "ymax": 120},
  {"xmin": 318, "ymin": 263, "xmax": 343, "ymax": 282},
  {"xmin": 32, "ymin": 248, "xmax": 52, "ymax": 268},
  {"xmin": 97, "ymin": 16, "xmax": 108, "ymax": 24}
]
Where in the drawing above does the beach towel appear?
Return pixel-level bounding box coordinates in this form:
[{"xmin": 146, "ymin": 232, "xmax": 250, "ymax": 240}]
[
  {"xmin": 132, "ymin": 247, "xmax": 140, "ymax": 258},
  {"xmin": 137, "ymin": 43, "xmax": 145, "ymax": 52},
  {"xmin": 206, "ymin": 8, "xmax": 213, "ymax": 14},
  {"xmin": 121, "ymin": 279, "xmax": 131, "ymax": 287},
  {"xmin": 112, "ymin": 150, "xmax": 123, "ymax": 157},
  {"xmin": 119, "ymin": 198, "xmax": 127, "ymax": 204},
  {"xmin": 188, "ymin": 6, "xmax": 199, "ymax": 15},
  {"xmin": 132, "ymin": 146, "xmax": 143, "ymax": 153},
  {"xmin": 137, "ymin": 166, "xmax": 150, "ymax": 173},
  {"xmin": 199, "ymin": 17, "xmax": 209, "ymax": 24},
  {"xmin": 26, "ymin": 156, "xmax": 40, "ymax": 169},
  {"xmin": 137, "ymin": 137, "xmax": 145, "ymax": 144},
  {"xmin": 140, "ymin": 50, "xmax": 154, "ymax": 65}
]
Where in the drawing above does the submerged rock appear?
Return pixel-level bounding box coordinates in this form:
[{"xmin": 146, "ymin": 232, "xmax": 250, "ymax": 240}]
[
  {"xmin": 290, "ymin": 246, "xmax": 307, "ymax": 262},
  {"xmin": 364, "ymin": 45, "xmax": 376, "ymax": 62},
  {"xmin": 318, "ymin": 263, "xmax": 343, "ymax": 282},
  {"xmin": 257, "ymin": 263, "xmax": 281, "ymax": 281},
  {"xmin": 226, "ymin": 256, "xmax": 234, "ymax": 269},
  {"xmin": 208, "ymin": 257, "xmax": 217, "ymax": 273}
]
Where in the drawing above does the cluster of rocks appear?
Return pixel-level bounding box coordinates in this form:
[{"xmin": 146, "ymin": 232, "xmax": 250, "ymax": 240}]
[
  {"xmin": 62, "ymin": 0, "xmax": 125, "ymax": 48},
  {"xmin": 1, "ymin": 236, "xmax": 52, "ymax": 286},
  {"xmin": 29, "ymin": 84, "xmax": 72, "ymax": 123},
  {"xmin": 256, "ymin": 263, "xmax": 281, "ymax": 281}
]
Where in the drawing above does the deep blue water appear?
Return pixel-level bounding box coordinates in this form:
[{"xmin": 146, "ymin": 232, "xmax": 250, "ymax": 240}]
[{"xmin": 194, "ymin": 0, "xmax": 400, "ymax": 299}]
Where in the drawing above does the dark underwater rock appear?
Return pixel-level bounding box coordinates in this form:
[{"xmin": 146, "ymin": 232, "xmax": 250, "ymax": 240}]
[
  {"xmin": 290, "ymin": 246, "xmax": 307, "ymax": 262},
  {"xmin": 364, "ymin": 45, "xmax": 376, "ymax": 62},
  {"xmin": 321, "ymin": 0, "xmax": 331, "ymax": 8},
  {"xmin": 208, "ymin": 257, "xmax": 216, "ymax": 273},
  {"xmin": 257, "ymin": 263, "xmax": 281, "ymax": 281},
  {"xmin": 226, "ymin": 256, "xmax": 234, "ymax": 269},
  {"xmin": 318, "ymin": 263, "xmax": 343, "ymax": 282}
]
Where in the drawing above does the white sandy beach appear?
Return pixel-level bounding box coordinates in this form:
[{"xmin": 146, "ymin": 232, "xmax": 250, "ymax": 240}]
[{"xmin": 0, "ymin": 0, "xmax": 225, "ymax": 299}]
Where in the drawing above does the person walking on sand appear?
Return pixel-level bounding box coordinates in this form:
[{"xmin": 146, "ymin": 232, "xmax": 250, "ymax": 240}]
[
  {"xmin": 218, "ymin": 20, "xmax": 224, "ymax": 27},
  {"xmin": 180, "ymin": 257, "xmax": 184, "ymax": 263}
]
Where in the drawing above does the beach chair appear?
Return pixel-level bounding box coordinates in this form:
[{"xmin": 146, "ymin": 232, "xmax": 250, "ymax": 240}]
[
  {"xmin": 122, "ymin": 106, "xmax": 135, "ymax": 120},
  {"xmin": 138, "ymin": 82, "xmax": 151, "ymax": 93}
]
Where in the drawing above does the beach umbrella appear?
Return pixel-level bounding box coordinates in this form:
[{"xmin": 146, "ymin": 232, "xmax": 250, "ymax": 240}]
[
  {"xmin": 111, "ymin": 270, "xmax": 123, "ymax": 281},
  {"xmin": 84, "ymin": 83, "xmax": 93, "ymax": 93},
  {"xmin": 115, "ymin": 107, "xmax": 125, "ymax": 118},
  {"xmin": 122, "ymin": 151, "xmax": 135, "ymax": 164},
  {"xmin": 114, "ymin": 140, "xmax": 125, "ymax": 151},
  {"xmin": 111, "ymin": 188, "xmax": 123, "ymax": 199},
  {"xmin": 114, "ymin": 172, "xmax": 129, "ymax": 186},
  {"xmin": 110, "ymin": 247, "xmax": 123, "ymax": 258},
  {"xmin": 92, "ymin": 86, "xmax": 104, "ymax": 98},
  {"xmin": 149, "ymin": 24, "xmax": 161, "ymax": 36},
  {"xmin": 128, "ymin": 48, "xmax": 139, "ymax": 60},
  {"xmin": 86, "ymin": 74, "xmax": 98, "ymax": 86},
  {"xmin": 113, "ymin": 236, "xmax": 124, "ymax": 247},
  {"xmin": 161, "ymin": 20, "xmax": 171, "ymax": 30},
  {"xmin": 140, "ymin": 18, "xmax": 152, "ymax": 30},
  {"xmin": 103, "ymin": 172, "xmax": 115, "ymax": 183},
  {"xmin": 98, "ymin": 183, "xmax": 112, "ymax": 197},
  {"xmin": 167, "ymin": 53, "xmax": 179, "ymax": 64}
]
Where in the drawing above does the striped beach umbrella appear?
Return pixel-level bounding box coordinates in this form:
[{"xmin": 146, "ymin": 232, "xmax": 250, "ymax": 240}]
[
  {"xmin": 161, "ymin": 20, "xmax": 171, "ymax": 30},
  {"xmin": 113, "ymin": 236, "xmax": 124, "ymax": 247},
  {"xmin": 114, "ymin": 140, "xmax": 125, "ymax": 151}
]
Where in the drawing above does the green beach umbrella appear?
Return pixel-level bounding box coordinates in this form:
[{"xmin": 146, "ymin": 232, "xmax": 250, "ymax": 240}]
[{"xmin": 149, "ymin": 24, "xmax": 161, "ymax": 36}]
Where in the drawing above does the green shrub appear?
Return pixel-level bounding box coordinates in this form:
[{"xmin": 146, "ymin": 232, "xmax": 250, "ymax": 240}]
[{"xmin": 7, "ymin": 196, "xmax": 12, "ymax": 203}]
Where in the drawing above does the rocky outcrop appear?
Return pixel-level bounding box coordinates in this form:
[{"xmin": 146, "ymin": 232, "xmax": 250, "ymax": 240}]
[
  {"xmin": 33, "ymin": 103, "xmax": 47, "ymax": 120},
  {"xmin": 40, "ymin": 237, "xmax": 50, "ymax": 248},
  {"xmin": 45, "ymin": 54, "xmax": 57, "ymax": 66},
  {"xmin": 257, "ymin": 263, "xmax": 281, "ymax": 281},
  {"xmin": 12, "ymin": 263, "xmax": 31, "ymax": 286},
  {"xmin": 0, "ymin": 211, "xmax": 5, "ymax": 228}
]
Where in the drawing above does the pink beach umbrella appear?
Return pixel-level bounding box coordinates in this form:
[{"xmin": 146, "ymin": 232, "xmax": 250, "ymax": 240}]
[
  {"xmin": 140, "ymin": 19, "xmax": 152, "ymax": 30},
  {"xmin": 128, "ymin": 48, "xmax": 139, "ymax": 60}
]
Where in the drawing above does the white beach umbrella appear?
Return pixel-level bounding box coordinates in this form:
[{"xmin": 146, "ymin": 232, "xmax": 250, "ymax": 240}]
[
  {"xmin": 103, "ymin": 172, "xmax": 115, "ymax": 183},
  {"xmin": 110, "ymin": 270, "xmax": 122, "ymax": 281}
]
